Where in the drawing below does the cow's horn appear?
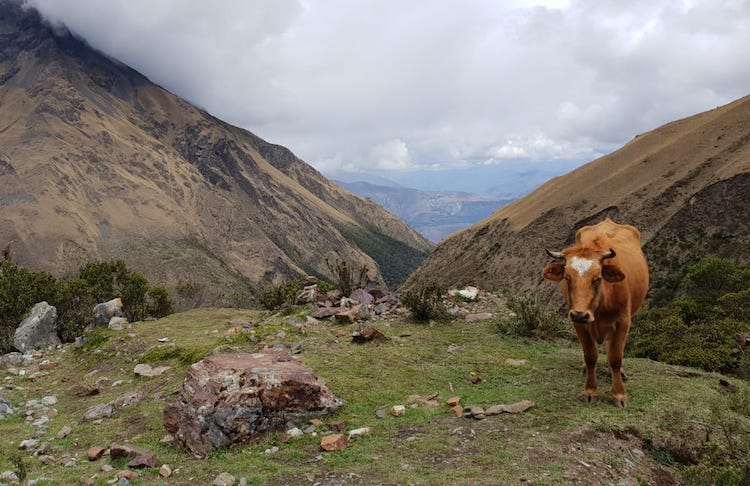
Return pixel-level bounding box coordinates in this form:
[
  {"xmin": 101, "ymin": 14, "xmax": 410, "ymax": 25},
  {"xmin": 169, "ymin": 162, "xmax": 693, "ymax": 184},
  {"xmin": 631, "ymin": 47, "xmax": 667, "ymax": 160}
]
[
  {"xmin": 602, "ymin": 248, "xmax": 616, "ymax": 260},
  {"xmin": 545, "ymin": 249, "xmax": 565, "ymax": 260}
]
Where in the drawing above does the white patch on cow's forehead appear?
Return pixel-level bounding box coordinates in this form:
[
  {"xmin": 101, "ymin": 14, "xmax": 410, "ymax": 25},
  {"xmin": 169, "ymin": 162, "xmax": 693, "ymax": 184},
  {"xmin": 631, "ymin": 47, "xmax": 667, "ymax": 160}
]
[{"xmin": 570, "ymin": 256, "xmax": 594, "ymax": 276}]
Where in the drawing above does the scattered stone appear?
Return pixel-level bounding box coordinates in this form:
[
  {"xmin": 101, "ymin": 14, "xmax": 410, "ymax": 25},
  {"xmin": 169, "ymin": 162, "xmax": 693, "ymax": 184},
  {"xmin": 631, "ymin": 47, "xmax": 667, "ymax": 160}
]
[
  {"xmin": 449, "ymin": 405, "xmax": 464, "ymax": 417},
  {"xmin": 13, "ymin": 302, "xmax": 60, "ymax": 353},
  {"xmin": 116, "ymin": 470, "xmax": 139, "ymax": 480},
  {"xmin": 19, "ymin": 438, "xmax": 38, "ymax": 450},
  {"xmin": 309, "ymin": 418, "xmax": 324, "ymax": 427},
  {"xmin": 70, "ymin": 384, "xmax": 100, "ymax": 397},
  {"xmin": 349, "ymin": 288, "xmax": 374, "ymax": 306},
  {"xmin": 110, "ymin": 443, "xmax": 150, "ymax": 460},
  {"xmin": 56, "ymin": 425, "xmax": 73, "ymax": 439},
  {"xmin": 158, "ymin": 337, "xmax": 170, "ymax": 343},
  {"xmin": 38, "ymin": 361, "xmax": 59, "ymax": 370},
  {"xmin": 465, "ymin": 312, "xmax": 493, "ymax": 322},
  {"xmin": 164, "ymin": 350, "xmax": 345, "ymax": 457},
  {"xmin": 212, "ymin": 472, "xmax": 236, "ymax": 486},
  {"xmin": 88, "ymin": 446, "xmax": 106, "ymax": 461},
  {"xmin": 133, "ymin": 363, "xmax": 171, "ymax": 377},
  {"xmin": 407, "ymin": 393, "xmax": 440, "ymax": 408},
  {"xmin": 108, "ymin": 317, "xmax": 129, "ymax": 330},
  {"xmin": 159, "ymin": 464, "xmax": 172, "ymax": 478},
  {"xmin": 39, "ymin": 455, "xmax": 56, "ymax": 465},
  {"xmin": 101, "ymin": 464, "xmax": 114, "ymax": 473},
  {"xmin": 82, "ymin": 402, "xmax": 114, "ymax": 422},
  {"xmin": 1, "ymin": 471, "xmax": 20, "ymax": 483},
  {"xmin": 390, "ymin": 405, "xmax": 405, "ymax": 416},
  {"xmin": 320, "ymin": 434, "xmax": 347, "ymax": 451},
  {"xmin": 327, "ymin": 420, "xmax": 348, "ymax": 432},
  {"xmin": 470, "ymin": 406, "xmax": 486, "ymax": 420},
  {"xmin": 486, "ymin": 400, "xmax": 536, "ymax": 415},
  {"xmin": 348, "ymin": 427, "xmax": 372, "ymax": 439},
  {"xmin": 351, "ymin": 326, "xmax": 386, "ymax": 343},
  {"xmin": 375, "ymin": 409, "xmax": 386, "ymax": 419},
  {"xmin": 286, "ymin": 427, "xmax": 304, "ymax": 439},
  {"xmin": 127, "ymin": 452, "xmax": 157, "ymax": 469},
  {"xmin": 446, "ymin": 396, "xmax": 461, "ymax": 407},
  {"xmin": 0, "ymin": 397, "xmax": 14, "ymax": 417},
  {"xmin": 264, "ymin": 446, "xmax": 279, "ymax": 454}
]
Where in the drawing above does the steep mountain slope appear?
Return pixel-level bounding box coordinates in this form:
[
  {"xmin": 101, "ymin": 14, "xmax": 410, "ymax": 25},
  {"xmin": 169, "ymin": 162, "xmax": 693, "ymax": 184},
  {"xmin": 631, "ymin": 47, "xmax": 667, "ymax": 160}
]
[
  {"xmin": 0, "ymin": 2, "xmax": 432, "ymax": 303},
  {"xmin": 404, "ymin": 95, "xmax": 750, "ymax": 301},
  {"xmin": 336, "ymin": 180, "xmax": 512, "ymax": 242}
]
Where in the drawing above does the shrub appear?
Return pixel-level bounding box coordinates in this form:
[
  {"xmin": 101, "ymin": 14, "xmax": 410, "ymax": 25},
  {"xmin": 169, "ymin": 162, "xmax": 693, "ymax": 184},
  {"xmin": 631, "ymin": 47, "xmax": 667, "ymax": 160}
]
[
  {"xmin": 325, "ymin": 257, "xmax": 369, "ymax": 296},
  {"xmin": 259, "ymin": 278, "xmax": 308, "ymax": 310},
  {"xmin": 400, "ymin": 284, "xmax": 450, "ymax": 323},
  {"xmin": 495, "ymin": 294, "xmax": 571, "ymax": 340},
  {"xmin": 147, "ymin": 285, "xmax": 174, "ymax": 318},
  {"xmin": 628, "ymin": 257, "xmax": 750, "ymax": 377}
]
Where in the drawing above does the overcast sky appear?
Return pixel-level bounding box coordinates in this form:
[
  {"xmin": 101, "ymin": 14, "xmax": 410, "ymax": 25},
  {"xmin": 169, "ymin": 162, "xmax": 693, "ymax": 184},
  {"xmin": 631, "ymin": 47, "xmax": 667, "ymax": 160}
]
[{"xmin": 26, "ymin": 0, "xmax": 750, "ymax": 178}]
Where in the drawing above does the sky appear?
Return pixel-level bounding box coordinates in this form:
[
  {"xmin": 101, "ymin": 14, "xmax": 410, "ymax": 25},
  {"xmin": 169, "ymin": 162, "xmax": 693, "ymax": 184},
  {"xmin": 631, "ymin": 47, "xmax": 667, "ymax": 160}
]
[{"xmin": 25, "ymin": 0, "xmax": 750, "ymax": 191}]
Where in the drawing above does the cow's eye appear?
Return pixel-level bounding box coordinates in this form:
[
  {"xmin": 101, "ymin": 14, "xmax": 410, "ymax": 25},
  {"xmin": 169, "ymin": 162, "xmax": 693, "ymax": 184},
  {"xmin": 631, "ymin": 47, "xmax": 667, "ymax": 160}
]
[{"xmin": 593, "ymin": 277, "xmax": 602, "ymax": 285}]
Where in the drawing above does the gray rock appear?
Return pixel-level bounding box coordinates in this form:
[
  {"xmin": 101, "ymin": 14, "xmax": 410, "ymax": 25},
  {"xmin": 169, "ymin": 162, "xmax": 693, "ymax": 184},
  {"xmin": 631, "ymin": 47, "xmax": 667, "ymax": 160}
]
[
  {"xmin": 0, "ymin": 352, "xmax": 23, "ymax": 368},
  {"xmin": 0, "ymin": 397, "xmax": 14, "ymax": 417},
  {"xmin": 87, "ymin": 298, "xmax": 124, "ymax": 331},
  {"xmin": 13, "ymin": 302, "xmax": 60, "ymax": 353},
  {"xmin": 19, "ymin": 438, "xmax": 38, "ymax": 450},
  {"xmin": 108, "ymin": 317, "xmax": 129, "ymax": 330},
  {"xmin": 212, "ymin": 472, "xmax": 236, "ymax": 486}
]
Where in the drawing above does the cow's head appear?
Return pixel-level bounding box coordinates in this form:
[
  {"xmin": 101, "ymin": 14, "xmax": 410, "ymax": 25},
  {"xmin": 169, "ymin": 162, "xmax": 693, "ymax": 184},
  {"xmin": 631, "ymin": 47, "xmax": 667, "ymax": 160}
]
[{"xmin": 541, "ymin": 247, "xmax": 624, "ymax": 324}]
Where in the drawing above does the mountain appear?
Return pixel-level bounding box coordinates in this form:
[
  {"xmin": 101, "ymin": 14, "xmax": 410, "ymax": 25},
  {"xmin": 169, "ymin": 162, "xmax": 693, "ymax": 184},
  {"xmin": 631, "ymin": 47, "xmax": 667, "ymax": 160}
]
[
  {"xmin": 0, "ymin": 2, "xmax": 432, "ymax": 304},
  {"xmin": 403, "ymin": 95, "xmax": 750, "ymax": 302},
  {"xmin": 336, "ymin": 180, "xmax": 513, "ymax": 242}
]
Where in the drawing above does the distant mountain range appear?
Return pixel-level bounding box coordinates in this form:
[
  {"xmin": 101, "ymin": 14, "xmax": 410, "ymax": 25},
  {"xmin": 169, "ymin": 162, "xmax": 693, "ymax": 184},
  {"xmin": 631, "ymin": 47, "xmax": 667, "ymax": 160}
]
[
  {"xmin": 405, "ymin": 94, "xmax": 750, "ymax": 303},
  {"xmin": 335, "ymin": 180, "xmax": 513, "ymax": 242},
  {"xmin": 0, "ymin": 2, "xmax": 432, "ymax": 304}
]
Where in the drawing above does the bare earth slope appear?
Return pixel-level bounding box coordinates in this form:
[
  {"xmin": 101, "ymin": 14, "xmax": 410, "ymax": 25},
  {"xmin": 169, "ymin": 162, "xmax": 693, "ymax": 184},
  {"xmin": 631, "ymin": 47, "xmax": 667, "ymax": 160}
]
[
  {"xmin": 404, "ymin": 95, "xmax": 750, "ymax": 300},
  {"xmin": 0, "ymin": 3, "xmax": 432, "ymax": 302}
]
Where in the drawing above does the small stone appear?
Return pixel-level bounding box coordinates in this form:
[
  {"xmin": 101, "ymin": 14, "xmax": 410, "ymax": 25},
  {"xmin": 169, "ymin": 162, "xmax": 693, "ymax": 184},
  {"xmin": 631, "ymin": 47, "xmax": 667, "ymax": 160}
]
[
  {"xmin": 375, "ymin": 409, "xmax": 387, "ymax": 419},
  {"xmin": 486, "ymin": 405, "xmax": 504, "ymax": 416},
  {"xmin": 41, "ymin": 395, "xmax": 57, "ymax": 406},
  {"xmin": 56, "ymin": 425, "xmax": 72, "ymax": 439},
  {"xmin": 390, "ymin": 405, "xmax": 405, "ymax": 416},
  {"xmin": 212, "ymin": 472, "xmax": 236, "ymax": 486},
  {"xmin": 39, "ymin": 455, "xmax": 56, "ymax": 465},
  {"xmin": 32, "ymin": 416, "xmax": 49, "ymax": 427},
  {"xmin": 446, "ymin": 396, "xmax": 461, "ymax": 407},
  {"xmin": 127, "ymin": 452, "xmax": 157, "ymax": 469},
  {"xmin": 19, "ymin": 439, "xmax": 38, "ymax": 450},
  {"xmin": 327, "ymin": 420, "xmax": 348, "ymax": 432},
  {"xmin": 101, "ymin": 464, "xmax": 114, "ymax": 473},
  {"xmin": 286, "ymin": 427, "xmax": 304, "ymax": 438},
  {"xmin": 503, "ymin": 400, "xmax": 535, "ymax": 414},
  {"xmin": 158, "ymin": 337, "xmax": 170, "ymax": 343},
  {"xmin": 88, "ymin": 446, "xmax": 106, "ymax": 461},
  {"xmin": 133, "ymin": 363, "xmax": 170, "ymax": 377},
  {"xmin": 470, "ymin": 406, "xmax": 486, "ymax": 420},
  {"xmin": 348, "ymin": 427, "xmax": 372, "ymax": 438},
  {"xmin": 449, "ymin": 405, "xmax": 464, "ymax": 417},
  {"xmin": 159, "ymin": 464, "xmax": 172, "ymax": 477},
  {"xmin": 320, "ymin": 434, "xmax": 347, "ymax": 451},
  {"xmin": 116, "ymin": 470, "xmax": 139, "ymax": 480},
  {"xmin": 309, "ymin": 419, "xmax": 324, "ymax": 426},
  {"xmin": 264, "ymin": 446, "xmax": 279, "ymax": 454}
]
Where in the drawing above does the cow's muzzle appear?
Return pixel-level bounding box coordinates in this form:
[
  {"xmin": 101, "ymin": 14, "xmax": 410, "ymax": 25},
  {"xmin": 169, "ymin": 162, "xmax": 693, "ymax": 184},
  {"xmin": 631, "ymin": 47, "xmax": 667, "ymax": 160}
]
[{"xmin": 569, "ymin": 310, "xmax": 592, "ymax": 324}]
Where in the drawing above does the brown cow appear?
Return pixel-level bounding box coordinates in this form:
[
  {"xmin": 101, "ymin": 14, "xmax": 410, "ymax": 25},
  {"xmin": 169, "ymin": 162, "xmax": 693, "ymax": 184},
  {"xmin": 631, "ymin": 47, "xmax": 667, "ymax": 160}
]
[{"xmin": 542, "ymin": 218, "xmax": 649, "ymax": 407}]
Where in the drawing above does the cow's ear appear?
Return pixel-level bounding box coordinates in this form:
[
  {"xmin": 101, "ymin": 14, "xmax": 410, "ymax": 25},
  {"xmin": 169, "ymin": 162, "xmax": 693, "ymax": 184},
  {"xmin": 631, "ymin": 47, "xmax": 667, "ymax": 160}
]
[
  {"xmin": 602, "ymin": 265, "xmax": 625, "ymax": 282},
  {"xmin": 542, "ymin": 263, "xmax": 565, "ymax": 281}
]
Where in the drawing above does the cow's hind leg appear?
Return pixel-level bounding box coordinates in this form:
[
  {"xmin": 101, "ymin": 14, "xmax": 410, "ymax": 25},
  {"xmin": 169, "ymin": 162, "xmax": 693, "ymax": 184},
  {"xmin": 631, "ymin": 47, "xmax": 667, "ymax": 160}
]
[{"xmin": 575, "ymin": 326, "xmax": 599, "ymax": 404}]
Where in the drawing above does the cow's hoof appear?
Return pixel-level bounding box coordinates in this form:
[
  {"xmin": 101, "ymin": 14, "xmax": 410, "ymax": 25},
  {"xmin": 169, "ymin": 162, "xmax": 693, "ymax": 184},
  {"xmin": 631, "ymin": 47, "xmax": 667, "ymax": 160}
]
[
  {"xmin": 582, "ymin": 393, "xmax": 598, "ymax": 405},
  {"xmin": 613, "ymin": 395, "xmax": 628, "ymax": 408}
]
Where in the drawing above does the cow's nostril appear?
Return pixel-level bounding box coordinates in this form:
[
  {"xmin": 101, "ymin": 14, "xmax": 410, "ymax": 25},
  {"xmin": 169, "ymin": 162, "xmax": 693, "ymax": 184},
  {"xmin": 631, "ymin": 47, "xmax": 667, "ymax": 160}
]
[{"xmin": 569, "ymin": 311, "xmax": 590, "ymax": 324}]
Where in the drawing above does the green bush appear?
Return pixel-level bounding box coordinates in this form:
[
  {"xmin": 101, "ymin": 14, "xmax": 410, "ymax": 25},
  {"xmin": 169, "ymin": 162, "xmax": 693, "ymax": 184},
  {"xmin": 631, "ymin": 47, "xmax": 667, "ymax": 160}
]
[
  {"xmin": 629, "ymin": 257, "xmax": 750, "ymax": 377},
  {"xmin": 325, "ymin": 257, "xmax": 369, "ymax": 297},
  {"xmin": 0, "ymin": 259, "xmax": 174, "ymax": 354},
  {"xmin": 495, "ymin": 294, "xmax": 571, "ymax": 340},
  {"xmin": 259, "ymin": 278, "xmax": 308, "ymax": 310},
  {"xmin": 400, "ymin": 284, "xmax": 450, "ymax": 323}
]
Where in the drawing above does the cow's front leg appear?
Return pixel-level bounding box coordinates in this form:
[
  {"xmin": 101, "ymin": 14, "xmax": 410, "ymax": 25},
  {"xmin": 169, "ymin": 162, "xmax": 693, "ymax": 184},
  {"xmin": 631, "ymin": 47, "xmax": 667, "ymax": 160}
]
[
  {"xmin": 608, "ymin": 322, "xmax": 630, "ymax": 408},
  {"xmin": 575, "ymin": 326, "xmax": 599, "ymax": 404}
]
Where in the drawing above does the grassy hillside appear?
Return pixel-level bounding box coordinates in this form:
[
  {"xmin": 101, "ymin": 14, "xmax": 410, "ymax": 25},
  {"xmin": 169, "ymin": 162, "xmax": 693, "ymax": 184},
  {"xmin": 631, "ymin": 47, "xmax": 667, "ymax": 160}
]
[{"xmin": 1, "ymin": 302, "xmax": 748, "ymax": 484}]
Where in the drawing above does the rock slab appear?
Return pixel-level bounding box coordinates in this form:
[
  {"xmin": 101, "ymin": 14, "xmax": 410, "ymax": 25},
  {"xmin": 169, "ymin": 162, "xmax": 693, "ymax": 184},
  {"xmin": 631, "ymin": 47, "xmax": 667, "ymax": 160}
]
[
  {"xmin": 163, "ymin": 350, "xmax": 345, "ymax": 457},
  {"xmin": 13, "ymin": 302, "xmax": 60, "ymax": 353}
]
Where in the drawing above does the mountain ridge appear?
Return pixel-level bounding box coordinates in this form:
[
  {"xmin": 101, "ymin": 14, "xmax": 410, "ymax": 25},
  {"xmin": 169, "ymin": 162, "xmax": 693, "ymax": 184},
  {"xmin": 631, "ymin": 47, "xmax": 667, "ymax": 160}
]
[
  {"xmin": 0, "ymin": 2, "xmax": 432, "ymax": 304},
  {"xmin": 403, "ymin": 94, "xmax": 750, "ymax": 301}
]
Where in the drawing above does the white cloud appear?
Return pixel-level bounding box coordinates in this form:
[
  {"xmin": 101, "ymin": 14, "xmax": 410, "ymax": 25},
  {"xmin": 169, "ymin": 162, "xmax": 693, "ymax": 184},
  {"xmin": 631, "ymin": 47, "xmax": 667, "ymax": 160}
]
[{"xmin": 26, "ymin": 0, "xmax": 750, "ymax": 176}]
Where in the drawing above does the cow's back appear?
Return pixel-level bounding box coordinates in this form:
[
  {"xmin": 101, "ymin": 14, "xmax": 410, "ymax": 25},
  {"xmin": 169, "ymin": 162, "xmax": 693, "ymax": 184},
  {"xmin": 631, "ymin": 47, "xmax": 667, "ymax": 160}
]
[{"xmin": 575, "ymin": 218, "xmax": 649, "ymax": 313}]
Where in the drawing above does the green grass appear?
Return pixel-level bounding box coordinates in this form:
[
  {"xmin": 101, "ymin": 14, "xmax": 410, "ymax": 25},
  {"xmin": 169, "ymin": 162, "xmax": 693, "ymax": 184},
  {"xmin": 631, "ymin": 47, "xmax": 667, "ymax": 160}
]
[{"xmin": 0, "ymin": 306, "xmax": 748, "ymax": 484}]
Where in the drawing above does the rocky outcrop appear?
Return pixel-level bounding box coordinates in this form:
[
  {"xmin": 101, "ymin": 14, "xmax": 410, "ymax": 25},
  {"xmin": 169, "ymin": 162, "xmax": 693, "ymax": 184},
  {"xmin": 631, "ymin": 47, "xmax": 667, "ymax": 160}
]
[
  {"xmin": 13, "ymin": 302, "xmax": 60, "ymax": 353},
  {"xmin": 163, "ymin": 350, "xmax": 344, "ymax": 457}
]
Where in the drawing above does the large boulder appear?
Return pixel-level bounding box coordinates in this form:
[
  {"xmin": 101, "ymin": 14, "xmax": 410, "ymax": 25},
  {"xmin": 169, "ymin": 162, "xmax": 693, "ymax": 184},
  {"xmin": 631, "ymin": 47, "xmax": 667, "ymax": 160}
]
[
  {"xmin": 13, "ymin": 302, "xmax": 60, "ymax": 353},
  {"xmin": 163, "ymin": 350, "xmax": 345, "ymax": 457}
]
